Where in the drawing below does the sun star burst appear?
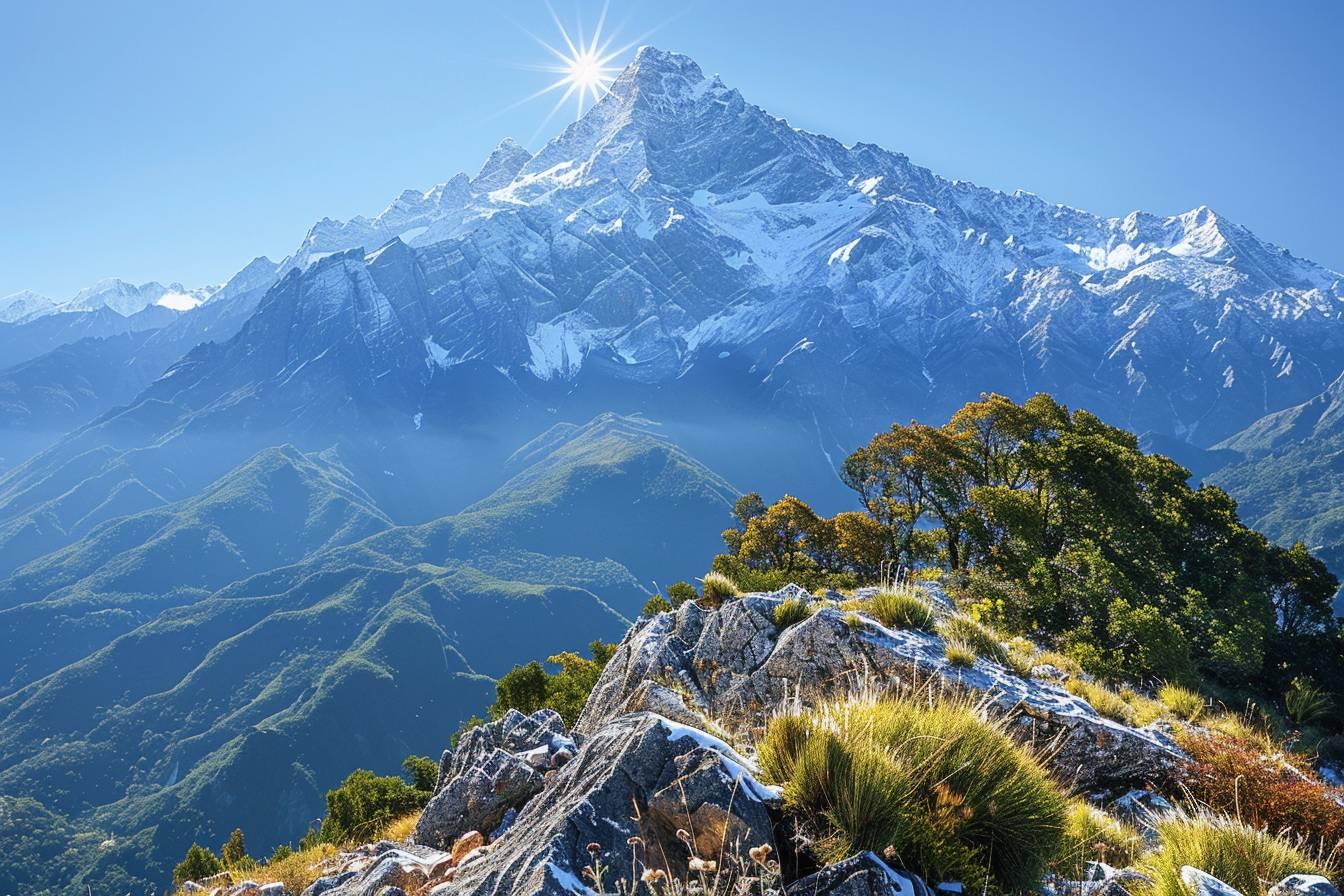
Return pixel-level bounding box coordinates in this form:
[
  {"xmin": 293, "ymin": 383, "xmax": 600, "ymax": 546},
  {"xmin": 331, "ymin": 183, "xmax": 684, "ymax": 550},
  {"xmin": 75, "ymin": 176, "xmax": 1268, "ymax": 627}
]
[{"xmin": 521, "ymin": 2, "xmax": 636, "ymax": 130}]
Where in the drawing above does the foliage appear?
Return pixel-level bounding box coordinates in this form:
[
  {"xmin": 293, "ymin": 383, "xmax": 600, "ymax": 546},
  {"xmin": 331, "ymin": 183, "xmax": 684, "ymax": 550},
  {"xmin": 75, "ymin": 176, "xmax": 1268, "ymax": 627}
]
[
  {"xmin": 173, "ymin": 843, "xmax": 224, "ymax": 884},
  {"xmin": 489, "ymin": 640, "xmax": 617, "ymax": 727},
  {"xmin": 1175, "ymin": 731, "xmax": 1344, "ymax": 852},
  {"xmin": 1141, "ymin": 810, "xmax": 1328, "ymax": 896},
  {"xmin": 642, "ymin": 593, "xmax": 673, "ymax": 617},
  {"xmin": 773, "ymin": 597, "xmax": 817, "ymax": 629},
  {"xmin": 1158, "ymin": 683, "xmax": 1205, "ymax": 722},
  {"xmin": 402, "ymin": 754, "xmax": 438, "ymax": 792},
  {"xmin": 836, "ymin": 394, "xmax": 1341, "ymax": 700},
  {"xmin": 666, "ymin": 580, "xmax": 698, "ymax": 607},
  {"xmin": 866, "ymin": 589, "xmax": 935, "ymax": 630},
  {"xmin": 221, "ymin": 827, "xmax": 252, "ymax": 870},
  {"xmin": 1285, "ymin": 677, "xmax": 1333, "ymax": 727},
  {"xmin": 318, "ymin": 766, "xmax": 430, "ymax": 845},
  {"xmin": 757, "ymin": 694, "xmax": 1068, "ymax": 893},
  {"xmin": 1052, "ymin": 801, "xmax": 1142, "ymax": 878}
]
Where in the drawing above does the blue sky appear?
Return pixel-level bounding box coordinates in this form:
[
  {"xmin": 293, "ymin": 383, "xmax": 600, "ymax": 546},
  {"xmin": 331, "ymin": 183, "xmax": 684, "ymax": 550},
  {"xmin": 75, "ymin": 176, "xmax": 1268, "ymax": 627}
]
[{"xmin": 2, "ymin": 0, "xmax": 1341, "ymax": 298}]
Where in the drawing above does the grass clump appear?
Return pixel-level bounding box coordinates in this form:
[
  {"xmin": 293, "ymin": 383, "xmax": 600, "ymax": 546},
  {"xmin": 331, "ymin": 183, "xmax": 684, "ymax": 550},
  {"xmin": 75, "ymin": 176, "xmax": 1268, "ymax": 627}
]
[
  {"xmin": 1052, "ymin": 800, "xmax": 1142, "ymax": 878},
  {"xmin": 1142, "ymin": 810, "xmax": 1329, "ymax": 896},
  {"xmin": 1158, "ymin": 683, "xmax": 1205, "ymax": 722},
  {"xmin": 944, "ymin": 639, "xmax": 978, "ymax": 667},
  {"xmin": 1065, "ymin": 678, "xmax": 1136, "ymax": 726},
  {"xmin": 773, "ymin": 596, "xmax": 817, "ymax": 629},
  {"xmin": 867, "ymin": 590, "xmax": 936, "ymax": 630},
  {"xmin": 937, "ymin": 614, "xmax": 1008, "ymax": 665},
  {"xmin": 756, "ymin": 694, "xmax": 1068, "ymax": 894},
  {"xmin": 700, "ymin": 571, "xmax": 740, "ymax": 607},
  {"xmin": 1284, "ymin": 677, "xmax": 1333, "ymax": 728}
]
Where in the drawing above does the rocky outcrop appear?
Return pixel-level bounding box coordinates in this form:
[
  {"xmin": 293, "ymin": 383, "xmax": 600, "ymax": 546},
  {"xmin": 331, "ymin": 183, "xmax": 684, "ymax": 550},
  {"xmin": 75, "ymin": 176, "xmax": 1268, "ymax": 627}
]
[
  {"xmin": 442, "ymin": 711, "xmax": 778, "ymax": 896},
  {"xmin": 577, "ymin": 587, "xmax": 1183, "ymax": 793},
  {"xmin": 413, "ymin": 709, "xmax": 573, "ymax": 850}
]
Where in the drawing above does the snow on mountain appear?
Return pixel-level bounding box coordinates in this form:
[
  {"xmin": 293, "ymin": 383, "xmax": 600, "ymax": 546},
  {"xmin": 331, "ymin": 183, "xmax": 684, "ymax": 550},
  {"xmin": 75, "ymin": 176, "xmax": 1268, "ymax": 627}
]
[
  {"xmin": 56, "ymin": 278, "xmax": 216, "ymax": 317},
  {"xmin": 0, "ymin": 290, "xmax": 58, "ymax": 324},
  {"xmin": 85, "ymin": 47, "xmax": 1344, "ymax": 453}
]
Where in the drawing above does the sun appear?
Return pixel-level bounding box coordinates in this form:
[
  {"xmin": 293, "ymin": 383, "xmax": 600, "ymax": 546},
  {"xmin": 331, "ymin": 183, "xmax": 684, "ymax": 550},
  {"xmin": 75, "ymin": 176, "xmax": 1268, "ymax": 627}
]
[{"xmin": 520, "ymin": 2, "xmax": 636, "ymax": 128}]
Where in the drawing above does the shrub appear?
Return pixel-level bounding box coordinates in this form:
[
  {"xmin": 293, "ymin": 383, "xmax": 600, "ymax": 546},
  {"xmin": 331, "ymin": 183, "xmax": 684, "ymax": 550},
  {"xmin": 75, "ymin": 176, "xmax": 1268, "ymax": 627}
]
[
  {"xmin": 642, "ymin": 593, "xmax": 673, "ymax": 617},
  {"xmin": 489, "ymin": 640, "xmax": 617, "ymax": 727},
  {"xmin": 700, "ymin": 570, "xmax": 741, "ymax": 606},
  {"xmin": 1285, "ymin": 677, "xmax": 1333, "ymax": 727},
  {"xmin": 773, "ymin": 597, "xmax": 816, "ymax": 629},
  {"xmin": 666, "ymin": 581, "xmax": 699, "ymax": 607},
  {"xmin": 757, "ymin": 694, "xmax": 1068, "ymax": 893},
  {"xmin": 868, "ymin": 590, "xmax": 935, "ymax": 630},
  {"xmin": 944, "ymin": 639, "xmax": 978, "ymax": 667},
  {"xmin": 1174, "ymin": 731, "xmax": 1344, "ymax": 851},
  {"xmin": 1052, "ymin": 801, "xmax": 1142, "ymax": 878},
  {"xmin": 1142, "ymin": 810, "xmax": 1327, "ymax": 896},
  {"xmin": 319, "ymin": 768, "xmax": 427, "ymax": 844},
  {"xmin": 401, "ymin": 755, "xmax": 438, "ymax": 792},
  {"xmin": 1065, "ymin": 678, "xmax": 1136, "ymax": 726},
  {"xmin": 220, "ymin": 828, "xmax": 252, "ymax": 871},
  {"xmin": 173, "ymin": 844, "xmax": 223, "ymax": 885},
  {"xmin": 937, "ymin": 614, "xmax": 1008, "ymax": 665},
  {"xmin": 1158, "ymin": 683, "xmax": 1205, "ymax": 722}
]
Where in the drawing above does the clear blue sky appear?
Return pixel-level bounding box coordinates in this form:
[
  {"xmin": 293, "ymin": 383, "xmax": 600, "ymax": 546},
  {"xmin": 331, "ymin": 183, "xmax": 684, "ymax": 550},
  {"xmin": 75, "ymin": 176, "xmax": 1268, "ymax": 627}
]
[{"xmin": 2, "ymin": 0, "xmax": 1341, "ymax": 298}]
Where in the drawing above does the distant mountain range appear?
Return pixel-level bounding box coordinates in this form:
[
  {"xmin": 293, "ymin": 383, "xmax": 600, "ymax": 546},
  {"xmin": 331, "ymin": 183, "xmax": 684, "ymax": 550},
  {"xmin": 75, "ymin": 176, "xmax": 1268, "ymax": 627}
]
[{"xmin": 1, "ymin": 45, "xmax": 1342, "ymax": 894}]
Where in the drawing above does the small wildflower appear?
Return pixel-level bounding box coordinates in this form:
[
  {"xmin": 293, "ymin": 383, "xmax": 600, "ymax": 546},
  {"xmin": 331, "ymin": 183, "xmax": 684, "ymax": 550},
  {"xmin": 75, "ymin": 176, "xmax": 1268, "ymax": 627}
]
[
  {"xmin": 587, "ymin": 842, "xmax": 603, "ymax": 856},
  {"xmin": 688, "ymin": 857, "xmax": 718, "ymax": 874},
  {"xmin": 627, "ymin": 836, "xmax": 644, "ymax": 846},
  {"xmin": 642, "ymin": 868, "xmax": 669, "ymax": 883},
  {"xmin": 675, "ymin": 829, "xmax": 692, "ymax": 845},
  {"xmin": 748, "ymin": 844, "xmax": 773, "ymax": 865}
]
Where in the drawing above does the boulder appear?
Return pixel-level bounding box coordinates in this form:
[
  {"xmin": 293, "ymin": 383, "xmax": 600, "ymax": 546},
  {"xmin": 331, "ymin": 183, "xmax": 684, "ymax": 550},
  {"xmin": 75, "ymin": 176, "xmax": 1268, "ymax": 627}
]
[
  {"xmin": 1269, "ymin": 875, "xmax": 1343, "ymax": 896},
  {"xmin": 450, "ymin": 831, "xmax": 485, "ymax": 865},
  {"xmin": 577, "ymin": 587, "xmax": 1183, "ymax": 792},
  {"xmin": 414, "ymin": 747, "xmax": 544, "ymax": 850},
  {"xmin": 784, "ymin": 852, "xmax": 932, "ymax": 896},
  {"xmin": 1181, "ymin": 867, "xmax": 1247, "ymax": 896},
  {"xmin": 429, "ymin": 708, "xmax": 573, "ymax": 792},
  {"xmin": 441, "ymin": 711, "xmax": 778, "ymax": 896},
  {"xmin": 300, "ymin": 871, "xmax": 357, "ymax": 896}
]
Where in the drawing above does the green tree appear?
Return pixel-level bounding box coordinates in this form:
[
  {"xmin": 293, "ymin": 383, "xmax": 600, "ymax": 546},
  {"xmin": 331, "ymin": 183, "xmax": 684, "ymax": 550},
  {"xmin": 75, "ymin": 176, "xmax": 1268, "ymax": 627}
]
[
  {"xmin": 220, "ymin": 828, "xmax": 249, "ymax": 870},
  {"xmin": 174, "ymin": 843, "xmax": 223, "ymax": 884},
  {"xmin": 319, "ymin": 769, "xmax": 424, "ymax": 844},
  {"xmin": 402, "ymin": 754, "xmax": 438, "ymax": 793},
  {"xmin": 666, "ymin": 581, "xmax": 698, "ymax": 607}
]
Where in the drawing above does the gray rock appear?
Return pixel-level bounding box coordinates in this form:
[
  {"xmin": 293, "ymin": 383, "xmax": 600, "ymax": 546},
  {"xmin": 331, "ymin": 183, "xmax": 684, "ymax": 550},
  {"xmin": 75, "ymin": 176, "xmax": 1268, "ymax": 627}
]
[
  {"xmin": 300, "ymin": 871, "xmax": 358, "ymax": 896},
  {"xmin": 258, "ymin": 885, "xmax": 289, "ymax": 896},
  {"xmin": 1269, "ymin": 875, "xmax": 1343, "ymax": 896},
  {"xmin": 413, "ymin": 747, "xmax": 544, "ymax": 850},
  {"xmin": 431, "ymin": 708, "xmax": 571, "ymax": 793},
  {"xmin": 441, "ymin": 711, "xmax": 777, "ymax": 896},
  {"xmin": 784, "ymin": 852, "xmax": 931, "ymax": 896},
  {"xmin": 578, "ymin": 592, "xmax": 1183, "ymax": 792},
  {"xmin": 1181, "ymin": 867, "xmax": 1247, "ymax": 896}
]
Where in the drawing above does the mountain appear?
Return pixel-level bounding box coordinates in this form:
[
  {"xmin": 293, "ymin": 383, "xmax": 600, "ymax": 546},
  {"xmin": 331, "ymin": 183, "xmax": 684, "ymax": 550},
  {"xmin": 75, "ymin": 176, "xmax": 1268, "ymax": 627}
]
[
  {"xmin": 0, "ymin": 290, "xmax": 58, "ymax": 323},
  {"xmin": 0, "ymin": 444, "xmax": 393, "ymax": 695},
  {"xmin": 0, "ymin": 412, "xmax": 734, "ymax": 891}
]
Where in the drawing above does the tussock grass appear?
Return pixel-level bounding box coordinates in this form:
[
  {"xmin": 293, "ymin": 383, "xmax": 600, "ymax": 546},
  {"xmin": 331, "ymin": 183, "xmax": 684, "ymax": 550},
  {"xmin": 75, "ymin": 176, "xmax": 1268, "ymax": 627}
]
[
  {"xmin": 756, "ymin": 693, "xmax": 1067, "ymax": 893},
  {"xmin": 1285, "ymin": 677, "xmax": 1333, "ymax": 727},
  {"xmin": 1033, "ymin": 650, "xmax": 1083, "ymax": 678},
  {"xmin": 1065, "ymin": 678, "xmax": 1136, "ymax": 726},
  {"xmin": 1052, "ymin": 800, "xmax": 1142, "ymax": 877},
  {"xmin": 379, "ymin": 809, "xmax": 421, "ymax": 842},
  {"xmin": 1158, "ymin": 683, "xmax": 1205, "ymax": 722},
  {"xmin": 700, "ymin": 571, "xmax": 740, "ymax": 607},
  {"xmin": 936, "ymin": 614, "xmax": 1008, "ymax": 665},
  {"xmin": 867, "ymin": 589, "xmax": 936, "ymax": 630},
  {"xmin": 772, "ymin": 597, "xmax": 817, "ymax": 629},
  {"xmin": 944, "ymin": 639, "xmax": 978, "ymax": 667},
  {"xmin": 1141, "ymin": 809, "xmax": 1330, "ymax": 896}
]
